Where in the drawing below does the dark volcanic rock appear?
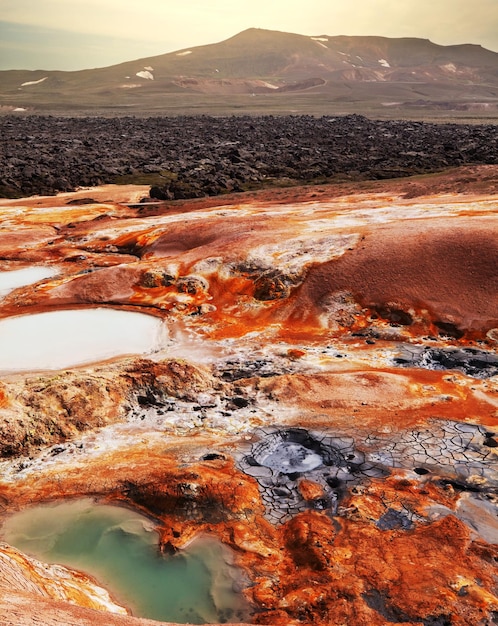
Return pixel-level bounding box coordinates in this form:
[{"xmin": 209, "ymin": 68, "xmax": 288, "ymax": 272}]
[
  {"xmin": 1, "ymin": 114, "xmax": 498, "ymax": 197},
  {"xmin": 394, "ymin": 345, "xmax": 498, "ymax": 378}
]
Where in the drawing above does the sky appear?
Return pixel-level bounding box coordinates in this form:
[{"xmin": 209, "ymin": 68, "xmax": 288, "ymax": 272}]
[{"xmin": 1, "ymin": 0, "xmax": 498, "ymax": 71}]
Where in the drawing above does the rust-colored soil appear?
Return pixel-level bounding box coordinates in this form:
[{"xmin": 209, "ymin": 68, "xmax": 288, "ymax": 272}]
[{"xmin": 0, "ymin": 165, "xmax": 496, "ymax": 626}]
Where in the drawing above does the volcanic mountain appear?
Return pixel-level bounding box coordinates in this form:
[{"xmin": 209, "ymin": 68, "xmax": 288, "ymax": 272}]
[{"xmin": 2, "ymin": 28, "xmax": 498, "ymax": 115}]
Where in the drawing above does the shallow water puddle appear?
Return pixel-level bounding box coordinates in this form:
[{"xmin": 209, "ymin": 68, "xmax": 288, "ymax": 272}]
[
  {"xmin": 0, "ymin": 266, "xmax": 58, "ymax": 297},
  {"xmin": 1, "ymin": 499, "xmax": 249, "ymax": 624},
  {"xmin": 0, "ymin": 308, "xmax": 168, "ymax": 372}
]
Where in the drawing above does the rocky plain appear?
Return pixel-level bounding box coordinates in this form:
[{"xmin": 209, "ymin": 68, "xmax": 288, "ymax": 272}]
[
  {"xmin": 1, "ymin": 115, "xmax": 498, "ymax": 199},
  {"xmin": 0, "ymin": 114, "xmax": 496, "ymax": 626}
]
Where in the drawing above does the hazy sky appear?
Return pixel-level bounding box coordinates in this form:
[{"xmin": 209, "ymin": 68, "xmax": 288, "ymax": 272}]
[{"xmin": 2, "ymin": 0, "xmax": 498, "ymax": 70}]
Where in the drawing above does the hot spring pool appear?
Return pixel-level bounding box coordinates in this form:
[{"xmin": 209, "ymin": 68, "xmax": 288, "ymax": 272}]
[
  {"xmin": 0, "ymin": 308, "xmax": 168, "ymax": 372},
  {"xmin": 1, "ymin": 499, "xmax": 250, "ymax": 624},
  {"xmin": 0, "ymin": 266, "xmax": 58, "ymax": 297}
]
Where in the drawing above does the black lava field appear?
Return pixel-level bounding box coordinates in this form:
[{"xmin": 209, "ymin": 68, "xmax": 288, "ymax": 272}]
[{"xmin": 1, "ymin": 114, "xmax": 498, "ymax": 198}]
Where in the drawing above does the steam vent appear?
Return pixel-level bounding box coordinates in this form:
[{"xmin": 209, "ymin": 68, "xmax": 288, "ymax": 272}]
[{"xmin": 0, "ymin": 165, "xmax": 497, "ymax": 626}]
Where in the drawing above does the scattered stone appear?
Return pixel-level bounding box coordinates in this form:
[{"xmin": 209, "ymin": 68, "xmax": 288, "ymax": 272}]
[
  {"xmin": 253, "ymin": 272, "xmax": 292, "ymax": 301},
  {"xmin": 176, "ymin": 275, "xmax": 209, "ymax": 295},
  {"xmin": 376, "ymin": 508, "xmax": 415, "ymax": 531}
]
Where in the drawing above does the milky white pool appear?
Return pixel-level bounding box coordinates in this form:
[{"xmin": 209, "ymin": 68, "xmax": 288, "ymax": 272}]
[
  {"xmin": 0, "ymin": 308, "xmax": 168, "ymax": 372},
  {"xmin": 0, "ymin": 266, "xmax": 58, "ymax": 297}
]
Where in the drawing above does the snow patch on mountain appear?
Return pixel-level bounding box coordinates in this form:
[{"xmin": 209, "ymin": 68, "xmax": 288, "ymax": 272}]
[
  {"xmin": 136, "ymin": 69, "xmax": 154, "ymax": 80},
  {"xmin": 443, "ymin": 63, "xmax": 457, "ymax": 73},
  {"xmin": 21, "ymin": 77, "xmax": 48, "ymax": 87}
]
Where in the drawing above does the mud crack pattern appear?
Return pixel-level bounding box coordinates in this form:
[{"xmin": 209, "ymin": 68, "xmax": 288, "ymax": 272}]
[
  {"xmin": 239, "ymin": 427, "xmax": 385, "ymax": 524},
  {"xmin": 238, "ymin": 422, "xmax": 498, "ymax": 524}
]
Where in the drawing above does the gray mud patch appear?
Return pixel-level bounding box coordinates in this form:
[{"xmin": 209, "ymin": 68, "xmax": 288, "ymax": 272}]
[
  {"xmin": 238, "ymin": 423, "xmax": 498, "ymax": 525},
  {"xmin": 394, "ymin": 345, "xmax": 498, "ymax": 379}
]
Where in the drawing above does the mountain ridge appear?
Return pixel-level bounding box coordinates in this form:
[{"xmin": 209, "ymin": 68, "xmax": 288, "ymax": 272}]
[{"xmin": 1, "ymin": 27, "xmax": 498, "ymax": 117}]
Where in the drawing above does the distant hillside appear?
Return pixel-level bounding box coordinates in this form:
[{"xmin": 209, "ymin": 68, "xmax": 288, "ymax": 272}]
[{"xmin": 1, "ymin": 28, "xmax": 498, "ymax": 117}]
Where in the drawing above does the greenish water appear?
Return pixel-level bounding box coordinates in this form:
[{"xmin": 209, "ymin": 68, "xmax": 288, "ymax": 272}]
[{"xmin": 1, "ymin": 499, "xmax": 250, "ymax": 624}]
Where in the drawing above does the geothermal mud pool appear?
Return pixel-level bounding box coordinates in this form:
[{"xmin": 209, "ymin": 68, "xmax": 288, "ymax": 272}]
[
  {"xmin": 0, "ymin": 266, "xmax": 59, "ymax": 297},
  {"xmin": 0, "ymin": 166, "xmax": 496, "ymax": 626},
  {"xmin": 0, "ymin": 308, "xmax": 168, "ymax": 372},
  {"xmin": 2, "ymin": 499, "xmax": 249, "ymax": 624}
]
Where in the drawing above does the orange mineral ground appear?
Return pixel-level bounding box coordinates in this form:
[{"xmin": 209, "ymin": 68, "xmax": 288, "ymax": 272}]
[{"xmin": 0, "ymin": 165, "xmax": 496, "ymax": 626}]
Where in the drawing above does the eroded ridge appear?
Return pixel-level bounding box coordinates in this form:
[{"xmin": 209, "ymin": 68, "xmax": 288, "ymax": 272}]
[{"xmin": 239, "ymin": 423, "xmax": 498, "ymax": 524}]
